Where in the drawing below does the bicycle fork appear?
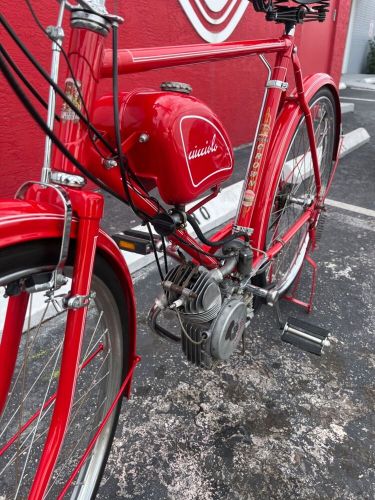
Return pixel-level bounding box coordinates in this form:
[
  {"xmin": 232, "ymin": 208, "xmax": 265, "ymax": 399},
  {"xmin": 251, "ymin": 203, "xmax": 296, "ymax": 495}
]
[{"xmin": 26, "ymin": 189, "xmax": 103, "ymax": 499}]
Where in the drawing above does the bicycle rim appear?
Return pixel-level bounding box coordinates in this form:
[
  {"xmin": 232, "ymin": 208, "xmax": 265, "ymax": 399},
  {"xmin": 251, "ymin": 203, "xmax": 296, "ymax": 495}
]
[
  {"xmin": 0, "ymin": 244, "xmax": 125, "ymax": 498},
  {"xmin": 264, "ymin": 90, "xmax": 336, "ymax": 292}
]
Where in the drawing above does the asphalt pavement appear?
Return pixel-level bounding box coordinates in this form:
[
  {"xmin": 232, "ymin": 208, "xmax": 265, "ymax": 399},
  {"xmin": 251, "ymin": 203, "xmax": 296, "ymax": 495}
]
[{"xmin": 97, "ymin": 87, "xmax": 375, "ymax": 499}]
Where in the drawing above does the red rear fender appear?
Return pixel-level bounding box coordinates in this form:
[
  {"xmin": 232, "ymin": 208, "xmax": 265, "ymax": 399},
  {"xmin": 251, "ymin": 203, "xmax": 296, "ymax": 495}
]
[
  {"xmin": 251, "ymin": 74, "xmax": 341, "ymax": 250},
  {"xmin": 279, "ymin": 73, "xmax": 342, "ymax": 161}
]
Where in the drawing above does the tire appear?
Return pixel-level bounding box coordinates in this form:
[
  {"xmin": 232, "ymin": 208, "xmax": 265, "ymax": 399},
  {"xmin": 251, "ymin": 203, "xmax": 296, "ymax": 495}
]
[
  {"xmin": 261, "ymin": 87, "xmax": 338, "ymax": 294},
  {"xmin": 0, "ymin": 239, "xmax": 129, "ymax": 499}
]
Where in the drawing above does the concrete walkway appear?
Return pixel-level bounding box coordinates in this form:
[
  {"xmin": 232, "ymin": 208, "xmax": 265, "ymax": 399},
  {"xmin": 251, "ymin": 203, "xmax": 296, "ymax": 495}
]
[{"xmin": 341, "ymin": 73, "xmax": 375, "ymax": 91}]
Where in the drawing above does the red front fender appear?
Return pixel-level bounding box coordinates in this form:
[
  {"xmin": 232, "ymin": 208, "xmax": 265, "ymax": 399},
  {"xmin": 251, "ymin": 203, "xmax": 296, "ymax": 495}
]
[{"xmin": 0, "ymin": 198, "xmax": 137, "ymax": 393}]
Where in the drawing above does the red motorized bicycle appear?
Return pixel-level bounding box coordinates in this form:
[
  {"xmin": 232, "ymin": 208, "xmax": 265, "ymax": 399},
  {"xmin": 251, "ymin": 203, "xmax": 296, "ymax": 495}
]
[{"xmin": 0, "ymin": 0, "xmax": 341, "ymax": 497}]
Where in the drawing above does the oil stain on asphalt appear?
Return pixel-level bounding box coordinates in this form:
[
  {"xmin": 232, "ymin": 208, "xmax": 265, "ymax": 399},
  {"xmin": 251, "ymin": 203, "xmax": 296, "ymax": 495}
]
[{"xmin": 98, "ymin": 209, "xmax": 375, "ymax": 500}]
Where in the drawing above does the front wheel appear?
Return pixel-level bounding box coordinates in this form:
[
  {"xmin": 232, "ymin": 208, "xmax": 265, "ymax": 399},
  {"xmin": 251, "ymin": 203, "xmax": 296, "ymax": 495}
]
[
  {"xmin": 0, "ymin": 240, "xmax": 129, "ymax": 498},
  {"xmin": 263, "ymin": 87, "xmax": 338, "ymax": 294}
]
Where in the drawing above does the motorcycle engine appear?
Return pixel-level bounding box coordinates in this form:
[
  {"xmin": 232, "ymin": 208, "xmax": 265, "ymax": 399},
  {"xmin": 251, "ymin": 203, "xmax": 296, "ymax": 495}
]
[{"xmin": 161, "ymin": 263, "xmax": 250, "ymax": 368}]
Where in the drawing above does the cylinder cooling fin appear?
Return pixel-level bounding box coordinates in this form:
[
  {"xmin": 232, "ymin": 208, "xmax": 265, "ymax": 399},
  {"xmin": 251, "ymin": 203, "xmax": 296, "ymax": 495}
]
[
  {"xmin": 160, "ymin": 263, "xmax": 250, "ymax": 369},
  {"xmin": 164, "ymin": 263, "xmax": 222, "ymax": 324}
]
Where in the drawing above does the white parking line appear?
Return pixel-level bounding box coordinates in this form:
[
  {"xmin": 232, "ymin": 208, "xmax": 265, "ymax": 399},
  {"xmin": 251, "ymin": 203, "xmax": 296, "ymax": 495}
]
[
  {"xmin": 340, "ymin": 96, "xmax": 375, "ymax": 103},
  {"xmin": 326, "ymin": 199, "xmax": 375, "ymax": 218},
  {"xmin": 350, "ymin": 88, "xmax": 375, "ymax": 92}
]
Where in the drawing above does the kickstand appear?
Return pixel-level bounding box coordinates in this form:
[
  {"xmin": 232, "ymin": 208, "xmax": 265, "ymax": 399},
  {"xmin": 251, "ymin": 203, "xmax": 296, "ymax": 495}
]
[{"xmin": 283, "ymin": 252, "xmax": 317, "ymax": 314}]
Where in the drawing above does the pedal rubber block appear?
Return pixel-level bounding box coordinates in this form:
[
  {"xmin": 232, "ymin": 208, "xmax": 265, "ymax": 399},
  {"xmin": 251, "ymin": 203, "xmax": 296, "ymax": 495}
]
[
  {"xmin": 281, "ymin": 316, "xmax": 330, "ymax": 356},
  {"xmin": 112, "ymin": 230, "xmax": 153, "ymax": 255}
]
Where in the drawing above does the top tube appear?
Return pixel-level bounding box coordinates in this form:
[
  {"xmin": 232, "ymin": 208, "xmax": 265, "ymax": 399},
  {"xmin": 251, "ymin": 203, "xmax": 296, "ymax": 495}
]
[{"xmin": 100, "ymin": 36, "xmax": 293, "ymax": 76}]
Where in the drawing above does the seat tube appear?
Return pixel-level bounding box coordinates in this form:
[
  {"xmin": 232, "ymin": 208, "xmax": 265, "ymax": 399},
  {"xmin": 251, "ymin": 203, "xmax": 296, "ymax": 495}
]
[
  {"xmin": 235, "ymin": 35, "xmax": 294, "ymax": 234},
  {"xmin": 29, "ymin": 191, "xmax": 104, "ymax": 499}
]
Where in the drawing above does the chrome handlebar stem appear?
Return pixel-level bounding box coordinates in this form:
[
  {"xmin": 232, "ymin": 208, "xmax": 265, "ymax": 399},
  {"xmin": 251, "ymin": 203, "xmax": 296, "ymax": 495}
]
[{"xmin": 41, "ymin": 0, "xmax": 66, "ymax": 183}]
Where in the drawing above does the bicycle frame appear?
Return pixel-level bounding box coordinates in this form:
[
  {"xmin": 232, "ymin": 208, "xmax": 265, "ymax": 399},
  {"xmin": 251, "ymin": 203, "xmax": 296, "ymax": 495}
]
[
  {"xmin": 54, "ymin": 27, "xmax": 341, "ymax": 271},
  {"xmin": 0, "ymin": 3, "xmax": 341, "ymax": 496}
]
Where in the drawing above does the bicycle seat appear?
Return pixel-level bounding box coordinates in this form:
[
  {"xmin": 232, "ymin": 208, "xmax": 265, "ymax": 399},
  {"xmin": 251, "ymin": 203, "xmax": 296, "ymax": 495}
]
[
  {"xmin": 252, "ymin": 0, "xmax": 329, "ymax": 12},
  {"xmin": 252, "ymin": 0, "xmax": 330, "ymax": 23}
]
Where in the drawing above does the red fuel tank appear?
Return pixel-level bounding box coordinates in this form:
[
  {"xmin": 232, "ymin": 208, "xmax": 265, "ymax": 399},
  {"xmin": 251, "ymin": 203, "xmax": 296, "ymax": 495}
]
[{"xmin": 89, "ymin": 87, "xmax": 234, "ymax": 205}]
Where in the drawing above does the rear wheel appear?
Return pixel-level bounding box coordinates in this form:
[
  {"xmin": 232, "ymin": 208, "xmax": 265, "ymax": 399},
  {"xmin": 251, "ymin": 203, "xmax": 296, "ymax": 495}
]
[
  {"xmin": 263, "ymin": 87, "xmax": 338, "ymax": 294},
  {"xmin": 0, "ymin": 240, "xmax": 129, "ymax": 498}
]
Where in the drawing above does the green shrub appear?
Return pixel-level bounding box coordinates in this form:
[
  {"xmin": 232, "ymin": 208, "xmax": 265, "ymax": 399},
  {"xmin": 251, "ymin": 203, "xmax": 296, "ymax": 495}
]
[{"xmin": 368, "ymin": 38, "xmax": 375, "ymax": 74}]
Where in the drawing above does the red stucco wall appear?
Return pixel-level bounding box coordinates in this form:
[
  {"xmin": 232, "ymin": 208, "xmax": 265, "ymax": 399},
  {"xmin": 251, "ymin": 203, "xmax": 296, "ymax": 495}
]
[{"xmin": 0, "ymin": 1, "xmax": 351, "ymax": 197}]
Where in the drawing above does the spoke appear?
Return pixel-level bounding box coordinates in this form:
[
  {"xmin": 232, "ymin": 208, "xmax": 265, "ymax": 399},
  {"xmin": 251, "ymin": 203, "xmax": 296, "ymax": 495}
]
[
  {"xmin": 0, "ymin": 365, "xmax": 109, "ymax": 480},
  {"xmin": 46, "ymin": 395, "xmax": 108, "ymax": 495},
  {"xmin": 0, "ymin": 344, "xmax": 104, "ymax": 457},
  {"xmin": 0, "ymin": 393, "xmax": 56, "ymax": 458},
  {"xmin": 15, "ymin": 293, "xmax": 34, "ymax": 492},
  {"xmin": 80, "ymin": 328, "xmax": 108, "ymax": 370},
  {"xmin": 0, "ymin": 339, "xmax": 63, "ymax": 442},
  {"xmin": 81, "ymin": 310, "xmax": 104, "ymax": 362},
  {"xmin": 68, "ymin": 357, "xmax": 110, "ymax": 428},
  {"xmin": 43, "ymin": 333, "xmax": 110, "ymax": 495},
  {"xmin": 14, "ymin": 339, "xmax": 63, "ymax": 499},
  {"xmin": 0, "ymin": 401, "xmax": 55, "ymax": 477},
  {"xmin": 0, "ymin": 297, "xmax": 56, "ymax": 425},
  {"xmin": 45, "ymin": 370, "xmax": 110, "ymax": 495},
  {"xmin": 266, "ymin": 95, "xmax": 334, "ymax": 286}
]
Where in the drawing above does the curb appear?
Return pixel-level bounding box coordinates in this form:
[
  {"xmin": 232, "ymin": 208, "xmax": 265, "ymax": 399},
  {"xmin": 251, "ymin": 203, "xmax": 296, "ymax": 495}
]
[
  {"xmin": 339, "ymin": 128, "xmax": 370, "ymax": 159},
  {"xmin": 345, "ymin": 81, "xmax": 375, "ymax": 91},
  {"xmin": 340, "ymin": 102, "xmax": 355, "ymax": 114}
]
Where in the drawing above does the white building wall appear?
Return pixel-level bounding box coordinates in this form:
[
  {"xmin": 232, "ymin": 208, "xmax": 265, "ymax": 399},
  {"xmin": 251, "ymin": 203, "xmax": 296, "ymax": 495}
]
[{"xmin": 343, "ymin": 0, "xmax": 375, "ymax": 74}]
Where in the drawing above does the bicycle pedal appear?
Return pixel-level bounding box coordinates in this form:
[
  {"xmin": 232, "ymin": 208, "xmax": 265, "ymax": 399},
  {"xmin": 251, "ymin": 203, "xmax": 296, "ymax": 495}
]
[
  {"xmin": 316, "ymin": 211, "xmax": 327, "ymax": 243},
  {"xmin": 281, "ymin": 316, "xmax": 330, "ymax": 356},
  {"xmin": 112, "ymin": 229, "xmax": 159, "ymax": 255}
]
